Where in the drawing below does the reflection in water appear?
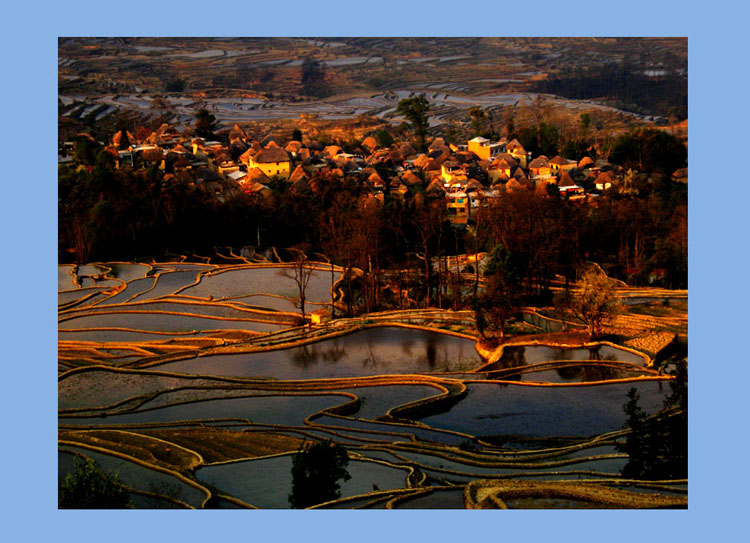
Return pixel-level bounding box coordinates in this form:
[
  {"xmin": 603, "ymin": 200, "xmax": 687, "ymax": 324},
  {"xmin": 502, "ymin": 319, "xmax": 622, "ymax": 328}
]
[
  {"xmin": 160, "ymin": 327, "xmax": 483, "ymax": 379},
  {"xmin": 426, "ymin": 338, "xmax": 436, "ymax": 369},
  {"xmin": 291, "ymin": 343, "xmax": 349, "ymax": 368},
  {"xmin": 555, "ymin": 363, "xmax": 621, "ymax": 382}
]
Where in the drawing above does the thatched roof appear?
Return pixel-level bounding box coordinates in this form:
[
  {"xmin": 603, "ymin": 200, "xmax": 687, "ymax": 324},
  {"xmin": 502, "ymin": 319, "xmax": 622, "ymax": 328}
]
[
  {"xmin": 528, "ymin": 155, "xmax": 550, "ymax": 169},
  {"xmin": 141, "ymin": 148, "xmax": 164, "ymax": 162},
  {"xmin": 112, "ymin": 130, "xmax": 134, "ymax": 148},
  {"xmin": 255, "ymin": 148, "xmax": 291, "ymax": 164},
  {"xmin": 506, "ymin": 139, "xmax": 525, "ymax": 153},
  {"xmin": 361, "ymin": 136, "xmax": 378, "ymax": 152},
  {"xmin": 368, "ymin": 172, "xmax": 385, "ymax": 186},
  {"xmin": 238, "ymin": 148, "xmax": 254, "ymax": 164},
  {"xmin": 289, "ymin": 165, "xmax": 309, "ymax": 183},
  {"xmin": 229, "ymin": 124, "xmax": 249, "ymax": 142},
  {"xmin": 401, "ymin": 170, "xmax": 422, "ymax": 186},
  {"xmin": 323, "ymin": 145, "xmax": 343, "ymax": 158},
  {"xmin": 412, "ymin": 154, "xmax": 431, "ymax": 169},
  {"xmin": 246, "ymin": 167, "xmax": 270, "ymax": 184},
  {"xmin": 426, "ymin": 178, "xmax": 447, "ymax": 194},
  {"xmin": 285, "ymin": 140, "xmax": 304, "ymax": 154},
  {"xmin": 549, "ymin": 155, "xmax": 570, "ymax": 166},
  {"xmin": 398, "ymin": 142, "xmax": 417, "ymax": 158},
  {"xmin": 578, "ymin": 156, "xmax": 595, "ymax": 169},
  {"xmin": 559, "ymin": 171, "xmax": 577, "ymax": 187}
]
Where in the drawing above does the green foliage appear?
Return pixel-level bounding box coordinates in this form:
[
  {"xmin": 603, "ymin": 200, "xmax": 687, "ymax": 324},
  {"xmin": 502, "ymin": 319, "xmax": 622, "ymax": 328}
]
[
  {"xmin": 535, "ymin": 64, "xmax": 687, "ymax": 120},
  {"xmin": 469, "ymin": 106, "xmax": 486, "ymax": 136},
  {"xmin": 397, "ymin": 96, "xmax": 430, "ymax": 151},
  {"xmin": 474, "ymin": 245, "xmax": 523, "ymax": 339},
  {"xmin": 608, "ymin": 128, "xmax": 686, "ymax": 175},
  {"xmin": 289, "ymin": 440, "xmax": 351, "ymax": 508},
  {"xmin": 59, "ymin": 458, "xmax": 132, "ymax": 509},
  {"xmin": 194, "ymin": 108, "xmax": 218, "ymax": 140},
  {"xmin": 375, "ymin": 129, "xmax": 395, "ymax": 148},
  {"xmin": 519, "ymin": 122, "xmax": 559, "ymax": 157},
  {"xmin": 72, "ymin": 135, "xmax": 102, "ymax": 166},
  {"xmin": 617, "ymin": 362, "xmax": 687, "ymax": 480},
  {"xmin": 573, "ymin": 268, "xmax": 621, "ymax": 339}
]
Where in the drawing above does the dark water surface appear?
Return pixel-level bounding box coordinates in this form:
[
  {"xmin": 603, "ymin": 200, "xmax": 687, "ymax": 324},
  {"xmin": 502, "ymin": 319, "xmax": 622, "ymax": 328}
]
[{"xmin": 158, "ymin": 327, "xmax": 483, "ymax": 379}]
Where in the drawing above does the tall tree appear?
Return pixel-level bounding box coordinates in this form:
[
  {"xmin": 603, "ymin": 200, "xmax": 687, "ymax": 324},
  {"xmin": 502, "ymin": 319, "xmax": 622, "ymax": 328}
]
[
  {"xmin": 194, "ymin": 108, "xmax": 218, "ymax": 140},
  {"xmin": 572, "ymin": 267, "xmax": 621, "ymax": 339},
  {"xmin": 397, "ymin": 96, "xmax": 430, "ymax": 152},
  {"xmin": 280, "ymin": 246, "xmax": 315, "ymax": 323},
  {"xmin": 289, "ymin": 441, "xmax": 351, "ymax": 508}
]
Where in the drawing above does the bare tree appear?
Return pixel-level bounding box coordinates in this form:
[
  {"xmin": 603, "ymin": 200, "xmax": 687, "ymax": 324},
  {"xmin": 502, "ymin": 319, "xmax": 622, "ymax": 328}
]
[{"xmin": 280, "ymin": 246, "xmax": 315, "ymax": 324}]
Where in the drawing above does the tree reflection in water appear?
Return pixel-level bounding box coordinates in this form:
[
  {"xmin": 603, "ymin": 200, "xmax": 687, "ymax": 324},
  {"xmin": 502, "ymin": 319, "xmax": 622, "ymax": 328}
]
[
  {"xmin": 291, "ymin": 343, "xmax": 348, "ymax": 368},
  {"xmin": 555, "ymin": 348, "xmax": 621, "ymax": 381}
]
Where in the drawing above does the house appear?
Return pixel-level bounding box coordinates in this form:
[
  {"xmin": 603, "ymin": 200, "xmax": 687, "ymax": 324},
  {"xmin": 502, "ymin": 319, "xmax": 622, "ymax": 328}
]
[
  {"xmin": 440, "ymin": 160, "xmax": 466, "ymax": 185},
  {"xmin": 549, "ymin": 155, "xmax": 577, "ymax": 173},
  {"xmin": 528, "ymin": 155, "xmax": 551, "ymax": 177},
  {"xmin": 558, "ymin": 171, "xmax": 584, "ymax": 196},
  {"xmin": 488, "ymin": 156, "xmax": 516, "ymax": 183},
  {"xmin": 594, "ymin": 171, "xmax": 616, "ymax": 191},
  {"xmin": 467, "ymin": 136, "xmax": 504, "ymax": 161},
  {"xmin": 446, "ymin": 190, "xmax": 470, "ymax": 225},
  {"xmin": 505, "ymin": 139, "xmax": 528, "ymax": 167},
  {"xmin": 246, "ymin": 147, "xmax": 292, "ymax": 179}
]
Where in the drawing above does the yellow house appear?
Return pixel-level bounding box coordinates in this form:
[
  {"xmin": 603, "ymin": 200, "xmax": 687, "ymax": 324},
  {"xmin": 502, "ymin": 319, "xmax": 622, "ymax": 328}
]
[
  {"xmin": 244, "ymin": 148, "xmax": 292, "ymax": 179},
  {"xmin": 467, "ymin": 136, "xmax": 504, "ymax": 161},
  {"xmin": 441, "ymin": 160, "xmax": 466, "ymax": 184},
  {"xmin": 446, "ymin": 190, "xmax": 470, "ymax": 225},
  {"xmin": 505, "ymin": 139, "xmax": 528, "ymax": 168}
]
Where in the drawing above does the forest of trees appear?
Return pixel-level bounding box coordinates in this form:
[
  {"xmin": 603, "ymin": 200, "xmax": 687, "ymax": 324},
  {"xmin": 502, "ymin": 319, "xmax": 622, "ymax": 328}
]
[
  {"xmin": 58, "ymin": 126, "xmax": 687, "ymax": 324},
  {"xmin": 534, "ymin": 63, "xmax": 687, "ymax": 120}
]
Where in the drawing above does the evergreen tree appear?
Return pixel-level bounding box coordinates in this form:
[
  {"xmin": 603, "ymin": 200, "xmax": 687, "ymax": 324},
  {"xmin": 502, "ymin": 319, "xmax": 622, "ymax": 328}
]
[
  {"xmin": 59, "ymin": 458, "xmax": 132, "ymax": 509},
  {"xmin": 288, "ymin": 440, "xmax": 351, "ymax": 508}
]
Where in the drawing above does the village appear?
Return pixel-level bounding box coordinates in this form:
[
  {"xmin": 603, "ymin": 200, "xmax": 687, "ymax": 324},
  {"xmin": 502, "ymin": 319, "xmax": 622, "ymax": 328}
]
[{"xmin": 59, "ymin": 116, "xmax": 687, "ymax": 230}]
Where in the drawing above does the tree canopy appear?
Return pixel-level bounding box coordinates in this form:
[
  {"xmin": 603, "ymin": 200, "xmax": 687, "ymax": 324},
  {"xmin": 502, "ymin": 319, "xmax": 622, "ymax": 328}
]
[
  {"xmin": 194, "ymin": 108, "xmax": 218, "ymax": 140},
  {"xmin": 608, "ymin": 127, "xmax": 687, "ymax": 175},
  {"xmin": 288, "ymin": 440, "xmax": 351, "ymax": 508},
  {"xmin": 616, "ymin": 361, "xmax": 687, "ymax": 480},
  {"xmin": 59, "ymin": 458, "xmax": 132, "ymax": 509},
  {"xmin": 397, "ymin": 96, "xmax": 430, "ymax": 151}
]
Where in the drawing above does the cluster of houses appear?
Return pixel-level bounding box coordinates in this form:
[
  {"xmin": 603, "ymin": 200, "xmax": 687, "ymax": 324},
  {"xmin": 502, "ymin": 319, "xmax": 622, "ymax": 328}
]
[{"xmin": 60, "ymin": 122, "xmax": 687, "ymax": 227}]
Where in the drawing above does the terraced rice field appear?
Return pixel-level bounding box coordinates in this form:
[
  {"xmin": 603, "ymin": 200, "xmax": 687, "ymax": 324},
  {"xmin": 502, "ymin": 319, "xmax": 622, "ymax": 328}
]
[{"xmin": 59, "ymin": 257, "xmax": 685, "ymax": 509}]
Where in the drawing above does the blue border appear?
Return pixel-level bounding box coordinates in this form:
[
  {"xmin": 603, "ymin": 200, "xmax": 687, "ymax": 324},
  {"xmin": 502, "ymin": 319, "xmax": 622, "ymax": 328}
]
[{"xmin": 3, "ymin": 0, "xmax": 745, "ymax": 541}]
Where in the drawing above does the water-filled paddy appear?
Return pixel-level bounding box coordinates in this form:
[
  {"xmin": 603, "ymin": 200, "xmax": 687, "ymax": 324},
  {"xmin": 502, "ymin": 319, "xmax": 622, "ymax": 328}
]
[
  {"xmin": 486, "ymin": 363, "xmax": 649, "ymax": 383},
  {"xmin": 419, "ymin": 381, "xmax": 669, "ymax": 441},
  {"xmin": 105, "ymin": 262, "xmax": 152, "ymax": 281},
  {"xmin": 58, "ymin": 328, "xmax": 215, "ymax": 343},
  {"xmin": 59, "ymin": 447, "xmax": 206, "ymax": 507},
  {"xmin": 59, "ymin": 393, "xmax": 349, "ymax": 427},
  {"xmin": 58, "ymin": 311, "xmax": 287, "ymax": 334},
  {"xmin": 195, "ymin": 455, "xmax": 409, "ymax": 508},
  {"xmin": 393, "ymin": 488, "xmax": 465, "ymax": 509},
  {"xmin": 71, "ymin": 300, "xmax": 286, "ymax": 320},
  {"xmin": 58, "ymin": 288, "xmax": 107, "ymax": 307},
  {"xmin": 157, "ymin": 326, "xmax": 483, "ymax": 379},
  {"xmin": 484, "ymin": 345, "xmax": 646, "ymax": 369},
  {"xmin": 339, "ymin": 384, "xmax": 443, "ymax": 420},
  {"xmin": 101, "ymin": 276, "xmax": 157, "ymax": 304},
  {"xmin": 177, "ymin": 266, "xmax": 336, "ymax": 303},
  {"xmin": 127, "ymin": 270, "xmax": 202, "ymax": 301},
  {"xmin": 58, "ymin": 265, "xmax": 78, "ymax": 290}
]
